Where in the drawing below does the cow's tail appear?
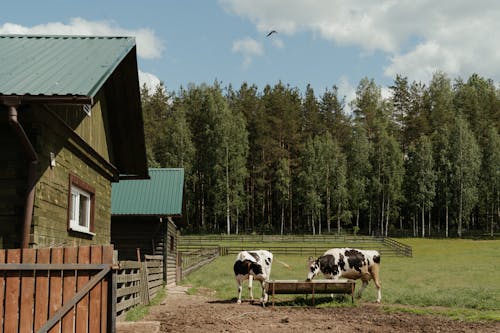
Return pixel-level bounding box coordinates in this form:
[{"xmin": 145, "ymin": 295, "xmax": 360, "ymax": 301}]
[{"xmin": 275, "ymin": 258, "xmax": 292, "ymax": 269}]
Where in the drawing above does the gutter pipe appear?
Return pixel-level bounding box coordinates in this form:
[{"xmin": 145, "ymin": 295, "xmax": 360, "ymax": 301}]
[{"xmin": 7, "ymin": 105, "xmax": 38, "ymax": 248}]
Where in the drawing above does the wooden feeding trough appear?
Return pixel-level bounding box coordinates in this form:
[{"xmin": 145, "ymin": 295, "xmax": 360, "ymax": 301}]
[{"xmin": 266, "ymin": 279, "xmax": 356, "ymax": 306}]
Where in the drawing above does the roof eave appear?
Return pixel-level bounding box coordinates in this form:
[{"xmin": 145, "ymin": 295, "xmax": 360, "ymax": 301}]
[{"xmin": 1, "ymin": 94, "xmax": 92, "ymax": 106}]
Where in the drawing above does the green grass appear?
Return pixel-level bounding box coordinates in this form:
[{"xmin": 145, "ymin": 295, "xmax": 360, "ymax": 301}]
[
  {"xmin": 182, "ymin": 238, "xmax": 500, "ymax": 322},
  {"xmin": 125, "ymin": 287, "xmax": 167, "ymax": 321}
]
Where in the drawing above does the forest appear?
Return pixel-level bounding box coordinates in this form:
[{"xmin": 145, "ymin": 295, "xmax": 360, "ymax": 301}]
[{"xmin": 141, "ymin": 72, "xmax": 500, "ymax": 237}]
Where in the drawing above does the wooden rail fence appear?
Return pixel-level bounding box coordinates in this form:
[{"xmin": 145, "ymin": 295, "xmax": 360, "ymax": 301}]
[
  {"xmin": 179, "ymin": 235, "xmax": 413, "ymax": 257},
  {"xmin": 178, "ymin": 247, "xmax": 221, "ymax": 280},
  {"xmin": 114, "ymin": 254, "xmax": 165, "ymax": 320},
  {"xmin": 0, "ymin": 245, "xmax": 114, "ymax": 333}
]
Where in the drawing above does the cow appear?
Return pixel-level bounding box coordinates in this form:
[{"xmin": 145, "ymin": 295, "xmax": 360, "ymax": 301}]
[
  {"xmin": 233, "ymin": 250, "xmax": 273, "ymax": 304},
  {"xmin": 306, "ymin": 248, "xmax": 382, "ymax": 303}
]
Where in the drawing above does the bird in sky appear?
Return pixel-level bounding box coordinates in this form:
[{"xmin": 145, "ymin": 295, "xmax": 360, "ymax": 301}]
[{"xmin": 266, "ymin": 30, "xmax": 277, "ymax": 37}]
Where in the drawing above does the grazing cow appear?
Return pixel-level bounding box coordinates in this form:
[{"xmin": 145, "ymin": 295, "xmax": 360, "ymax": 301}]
[
  {"xmin": 233, "ymin": 250, "xmax": 273, "ymax": 304},
  {"xmin": 306, "ymin": 248, "xmax": 382, "ymax": 303}
]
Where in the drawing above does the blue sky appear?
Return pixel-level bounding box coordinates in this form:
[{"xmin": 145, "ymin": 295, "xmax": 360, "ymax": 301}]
[{"xmin": 2, "ymin": 0, "xmax": 499, "ymax": 103}]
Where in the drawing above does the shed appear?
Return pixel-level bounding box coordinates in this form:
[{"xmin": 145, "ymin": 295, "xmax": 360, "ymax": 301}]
[
  {"xmin": 0, "ymin": 35, "xmax": 148, "ymax": 249},
  {"xmin": 111, "ymin": 168, "xmax": 184, "ymax": 286}
]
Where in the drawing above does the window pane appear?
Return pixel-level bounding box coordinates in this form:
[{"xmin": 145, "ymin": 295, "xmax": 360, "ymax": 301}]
[
  {"xmin": 71, "ymin": 192, "xmax": 78, "ymax": 222},
  {"xmin": 79, "ymin": 195, "xmax": 89, "ymax": 227}
]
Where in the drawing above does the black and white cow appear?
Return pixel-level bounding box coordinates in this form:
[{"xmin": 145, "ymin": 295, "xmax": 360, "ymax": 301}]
[
  {"xmin": 233, "ymin": 250, "xmax": 273, "ymax": 304},
  {"xmin": 306, "ymin": 248, "xmax": 382, "ymax": 303}
]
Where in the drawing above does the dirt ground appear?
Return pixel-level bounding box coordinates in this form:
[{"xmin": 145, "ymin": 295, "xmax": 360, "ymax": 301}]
[{"xmin": 142, "ymin": 286, "xmax": 500, "ymax": 333}]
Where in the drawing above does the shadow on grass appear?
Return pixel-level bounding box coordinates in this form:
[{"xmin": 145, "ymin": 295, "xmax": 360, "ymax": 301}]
[
  {"xmin": 269, "ymin": 295, "xmax": 356, "ymax": 308},
  {"xmin": 209, "ymin": 295, "xmax": 356, "ymax": 308}
]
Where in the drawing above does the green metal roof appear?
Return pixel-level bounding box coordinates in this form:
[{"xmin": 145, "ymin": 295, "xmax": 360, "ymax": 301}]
[
  {"xmin": 0, "ymin": 35, "xmax": 135, "ymax": 99},
  {"xmin": 111, "ymin": 168, "xmax": 184, "ymax": 216}
]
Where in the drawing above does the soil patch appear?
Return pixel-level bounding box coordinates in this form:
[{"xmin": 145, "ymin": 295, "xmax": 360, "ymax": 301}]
[{"xmin": 145, "ymin": 288, "xmax": 500, "ymax": 333}]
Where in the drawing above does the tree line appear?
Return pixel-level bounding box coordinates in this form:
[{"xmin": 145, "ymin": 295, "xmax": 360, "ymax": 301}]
[{"xmin": 141, "ymin": 72, "xmax": 500, "ymax": 237}]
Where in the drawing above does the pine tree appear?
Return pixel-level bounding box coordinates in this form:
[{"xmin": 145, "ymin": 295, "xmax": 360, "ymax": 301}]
[
  {"xmin": 449, "ymin": 116, "xmax": 480, "ymax": 237},
  {"xmin": 405, "ymin": 135, "xmax": 435, "ymax": 237}
]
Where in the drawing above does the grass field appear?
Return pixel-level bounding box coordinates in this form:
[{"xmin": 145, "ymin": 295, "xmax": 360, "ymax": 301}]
[{"xmin": 182, "ymin": 238, "xmax": 500, "ymax": 321}]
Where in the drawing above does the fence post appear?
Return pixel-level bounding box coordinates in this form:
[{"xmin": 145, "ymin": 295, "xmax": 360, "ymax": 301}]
[
  {"xmin": 140, "ymin": 262, "xmax": 149, "ymax": 305},
  {"xmin": 176, "ymin": 251, "xmax": 182, "ymax": 283}
]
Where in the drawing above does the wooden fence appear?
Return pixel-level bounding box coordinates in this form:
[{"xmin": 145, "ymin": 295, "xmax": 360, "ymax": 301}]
[
  {"xmin": 179, "ymin": 235, "xmax": 413, "ymax": 257},
  {"xmin": 177, "ymin": 247, "xmax": 221, "ymax": 280},
  {"xmin": 0, "ymin": 245, "xmax": 114, "ymax": 333},
  {"xmin": 114, "ymin": 255, "xmax": 165, "ymax": 320}
]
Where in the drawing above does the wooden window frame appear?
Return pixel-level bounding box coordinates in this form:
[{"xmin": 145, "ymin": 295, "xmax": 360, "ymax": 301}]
[{"xmin": 67, "ymin": 174, "xmax": 95, "ymax": 236}]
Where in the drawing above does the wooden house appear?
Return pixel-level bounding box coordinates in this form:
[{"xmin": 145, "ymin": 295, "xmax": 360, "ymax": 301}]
[
  {"xmin": 0, "ymin": 35, "xmax": 148, "ymax": 249},
  {"xmin": 111, "ymin": 168, "xmax": 184, "ymax": 286}
]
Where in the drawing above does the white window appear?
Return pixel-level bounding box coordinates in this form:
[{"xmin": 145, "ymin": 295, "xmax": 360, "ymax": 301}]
[{"xmin": 68, "ymin": 175, "xmax": 95, "ymax": 235}]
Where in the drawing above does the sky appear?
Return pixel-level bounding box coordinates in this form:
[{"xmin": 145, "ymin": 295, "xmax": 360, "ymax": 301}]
[{"xmin": 2, "ymin": 0, "xmax": 499, "ymax": 104}]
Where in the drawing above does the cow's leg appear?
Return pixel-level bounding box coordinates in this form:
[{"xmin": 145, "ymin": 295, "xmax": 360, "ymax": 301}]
[
  {"xmin": 254, "ymin": 275, "xmax": 267, "ymax": 304},
  {"xmin": 235, "ymin": 275, "xmax": 245, "ymax": 304},
  {"xmin": 261, "ymin": 279, "xmax": 268, "ymax": 304},
  {"xmin": 370, "ymin": 265, "xmax": 382, "ymax": 303},
  {"xmin": 248, "ymin": 274, "xmax": 254, "ymax": 301},
  {"xmin": 357, "ymin": 279, "xmax": 369, "ymax": 299}
]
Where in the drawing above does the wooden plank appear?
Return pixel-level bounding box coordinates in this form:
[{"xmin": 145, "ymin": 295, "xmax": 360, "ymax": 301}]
[
  {"xmin": 102, "ymin": 246, "xmax": 113, "ymax": 333},
  {"xmin": 147, "ymin": 273, "xmax": 163, "ymax": 282},
  {"xmin": 0, "ymin": 263, "xmax": 109, "ymax": 270},
  {"xmin": 266, "ymin": 280, "xmax": 356, "ymax": 306},
  {"xmin": 267, "ymin": 280, "xmax": 354, "ymax": 294},
  {"xmin": 19, "ymin": 248, "xmax": 36, "ymax": 333},
  {"xmin": 49, "ymin": 247, "xmax": 63, "ymax": 333},
  {"xmin": 4, "ymin": 249, "xmax": 21, "ymax": 333},
  {"xmin": 117, "ymin": 261, "xmax": 141, "ymax": 269},
  {"xmin": 62, "ymin": 247, "xmax": 77, "ymax": 333},
  {"xmin": 36, "ymin": 265, "xmax": 111, "ymax": 333},
  {"xmin": 116, "ymin": 297, "xmax": 141, "ymax": 312},
  {"xmin": 148, "ymin": 279, "xmax": 163, "ymax": 289},
  {"xmin": 139, "ymin": 262, "xmax": 149, "ymax": 305},
  {"xmin": 144, "ymin": 255, "xmax": 163, "ymax": 260},
  {"xmin": 147, "ymin": 267, "xmax": 163, "ymax": 274},
  {"xmin": 76, "ymin": 246, "xmax": 90, "ymax": 333},
  {"xmin": 0, "ymin": 249, "xmax": 5, "ymax": 333},
  {"xmin": 116, "ymin": 285, "xmax": 141, "ymax": 298},
  {"xmin": 34, "ymin": 248, "xmax": 51, "ymax": 331},
  {"xmin": 89, "ymin": 246, "xmax": 102, "ymax": 333},
  {"xmin": 116, "ymin": 272, "xmax": 141, "ymax": 284}
]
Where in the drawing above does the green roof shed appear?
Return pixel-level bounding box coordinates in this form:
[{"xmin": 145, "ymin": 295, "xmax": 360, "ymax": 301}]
[{"xmin": 112, "ymin": 168, "xmax": 184, "ymax": 217}]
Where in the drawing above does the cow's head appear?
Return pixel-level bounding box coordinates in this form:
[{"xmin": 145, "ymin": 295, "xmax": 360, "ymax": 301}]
[{"xmin": 306, "ymin": 256, "xmax": 320, "ymax": 281}]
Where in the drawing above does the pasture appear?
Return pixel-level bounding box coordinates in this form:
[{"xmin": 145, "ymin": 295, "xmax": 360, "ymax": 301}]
[{"xmin": 182, "ymin": 238, "xmax": 500, "ymax": 322}]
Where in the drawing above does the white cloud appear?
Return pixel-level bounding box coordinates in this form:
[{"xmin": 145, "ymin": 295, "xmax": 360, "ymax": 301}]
[
  {"xmin": 138, "ymin": 70, "xmax": 162, "ymax": 92},
  {"xmin": 232, "ymin": 37, "xmax": 264, "ymax": 68},
  {"xmin": 0, "ymin": 17, "xmax": 164, "ymax": 59},
  {"xmin": 337, "ymin": 76, "xmax": 356, "ymax": 114},
  {"xmin": 271, "ymin": 38, "xmax": 284, "ymax": 49},
  {"xmin": 220, "ymin": 0, "xmax": 500, "ymax": 83}
]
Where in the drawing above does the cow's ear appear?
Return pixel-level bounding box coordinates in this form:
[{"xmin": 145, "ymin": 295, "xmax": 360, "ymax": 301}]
[{"xmin": 307, "ymin": 256, "xmax": 315, "ymax": 266}]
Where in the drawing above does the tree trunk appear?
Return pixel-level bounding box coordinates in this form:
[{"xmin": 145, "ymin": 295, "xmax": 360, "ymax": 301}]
[
  {"xmin": 458, "ymin": 177, "xmax": 463, "ymax": 237},
  {"xmin": 445, "ymin": 204, "xmax": 449, "ymax": 238},
  {"xmin": 368, "ymin": 205, "xmax": 372, "ymax": 235},
  {"xmin": 226, "ymin": 145, "xmax": 230, "ymax": 235},
  {"xmin": 490, "ymin": 203, "xmax": 495, "ymax": 237},
  {"xmin": 326, "ymin": 183, "xmax": 331, "ymax": 233},
  {"xmin": 381, "ymin": 193, "xmax": 385, "ymax": 236},
  {"xmin": 318, "ymin": 213, "xmax": 322, "ymax": 235},
  {"xmin": 311, "ymin": 213, "xmax": 316, "ymax": 235},
  {"xmin": 428, "ymin": 208, "xmax": 431, "ymax": 237},
  {"xmin": 236, "ymin": 208, "xmax": 239, "ymax": 235},
  {"xmin": 421, "ymin": 205, "xmax": 425, "ymax": 238},
  {"xmin": 412, "ymin": 212, "xmax": 416, "ymax": 237},
  {"xmin": 385, "ymin": 196, "xmax": 390, "ymax": 237},
  {"xmin": 289, "ymin": 183, "xmax": 293, "ymax": 233},
  {"xmin": 280, "ymin": 202, "xmax": 284, "ymax": 235},
  {"xmin": 337, "ymin": 202, "xmax": 342, "ymax": 235}
]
